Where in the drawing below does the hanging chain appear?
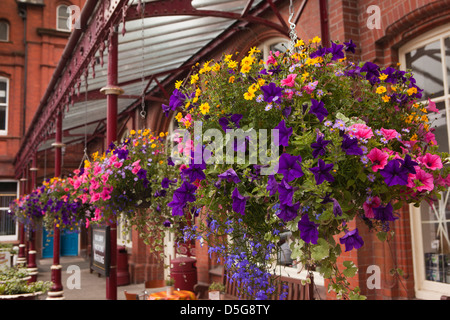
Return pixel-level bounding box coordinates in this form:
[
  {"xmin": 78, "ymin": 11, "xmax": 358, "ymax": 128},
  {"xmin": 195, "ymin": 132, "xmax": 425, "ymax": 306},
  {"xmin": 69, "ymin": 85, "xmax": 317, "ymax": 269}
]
[
  {"xmin": 139, "ymin": 0, "xmax": 147, "ymax": 121},
  {"xmin": 288, "ymin": 0, "xmax": 298, "ymax": 53},
  {"xmin": 78, "ymin": 72, "xmax": 90, "ymax": 170}
]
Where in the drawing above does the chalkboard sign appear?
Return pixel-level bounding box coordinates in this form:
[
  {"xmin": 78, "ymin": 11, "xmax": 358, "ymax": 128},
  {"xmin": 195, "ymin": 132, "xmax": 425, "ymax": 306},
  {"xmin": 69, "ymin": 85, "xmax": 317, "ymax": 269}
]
[{"xmin": 91, "ymin": 225, "xmax": 110, "ymax": 276}]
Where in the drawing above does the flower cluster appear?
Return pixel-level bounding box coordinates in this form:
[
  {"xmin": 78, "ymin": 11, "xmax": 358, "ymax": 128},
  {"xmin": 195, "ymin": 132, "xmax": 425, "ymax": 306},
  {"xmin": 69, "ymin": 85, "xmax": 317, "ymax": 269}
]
[{"xmin": 162, "ymin": 38, "xmax": 450, "ymax": 299}]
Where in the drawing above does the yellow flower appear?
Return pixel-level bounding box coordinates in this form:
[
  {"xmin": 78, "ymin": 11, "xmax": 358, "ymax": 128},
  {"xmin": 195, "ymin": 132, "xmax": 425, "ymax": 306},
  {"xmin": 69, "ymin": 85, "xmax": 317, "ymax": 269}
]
[
  {"xmin": 175, "ymin": 80, "xmax": 183, "ymax": 89},
  {"xmin": 190, "ymin": 73, "xmax": 199, "ymax": 84},
  {"xmin": 311, "ymin": 36, "xmax": 321, "ymax": 44},
  {"xmin": 84, "ymin": 160, "xmax": 91, "ymax": 168},
  {"xmin": 175, "ymin": 112, "xmax": 183, "ymax": 122},
  {"xmin": 249, "ymin": 47, "xmax": 261, "ymax": 55},
  {"xmin": 379, "ymin": 74, "xmax": 388, "ymax": 81},
  {"xmin": 143, "ymin": 129, "xmax": 150, "ymax": 136},
  {"xmin": 130, "ymin": 130, "xmax": 136, "ymax": 135},
  {"xmin": 421, "ymin": 115, "xmax": 429, "ymax": 123},
  {"xmin": 229, "ymin": 76, "xmax": 235, "ymax": 83},
  {"xmin": 410, "ymin": 133, "xmax": 418, "ymax": 141},
  {"xmin": 391, "ymin": 86, "xmax": 397, "ymax": 92},
  {"xmin": 248, "ymin": 83, "xmax": 258, "ymax": 93},
  {"xmin": 195, "ymin": 88, "xmax": 202, "ymax": 97},
  {"xmin": 407, "ymin": 87, "xmax": 417, "ymax": 96},
  {"xmin": 257, "ymin": 78, "xmax": 265, "ymax": 86},
  {"xmin": 159, "ymin": 132, "xmax": 165, "ymax": 138},
  {"xmin": 199, "ymin": 102, "xmax": 210, "ymax": 115},
  {"xmin": 92, "ymin": 151, "xmax": 99, "ymax": 161},
  {"xmin": 224, "ymin": 54, "xmax": 233, "ymax": 62},
  {"xmin": 244, "ymin": 91, "xmax": 255, "ymax": 100},
  {"xmin": 240, "ymin": 64, "xmax": 251, "ymax": 74},
  {"xmin": 376, "ymin": 86, "xmax": 387, "ymax": 94},
  {"xmin": 382, "ymin": 95, "xmax": 391, "ymax": 102},
  {"xmin": 241, "ymin": 55, "xmax": 254, "ymax": 66},
  {"xmin": 212, "ymin": 63, "xmax": 220, "ymax": 72},
  {"xmin": 295, "ymin": 39, "xmax": 305, "ymax": 47},
  {"xmin": 228, "ymin": 60, "xmax": 238, "ymax": 69},
  {"xmin": 184, "ymin": 120, "xmax": 192, "ymax": 128}
]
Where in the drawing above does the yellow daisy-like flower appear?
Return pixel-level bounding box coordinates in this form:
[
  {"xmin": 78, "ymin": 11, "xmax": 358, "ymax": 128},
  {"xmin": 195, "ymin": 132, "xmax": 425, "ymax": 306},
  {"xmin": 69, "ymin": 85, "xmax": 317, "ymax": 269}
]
[
  {"xmin": 190, "ymin": 73, "xmax": 199, "ymax": 84},
  {"xmin": 151, "ymin": 143, "xmax": 156, "ymax": 148},
  {"xmin": 257, "ymin": 78, "xmax": 265, "ymax": 86},
  {"xmin": 248, "ymin": 83, "xmax": 258, "ymax": 93},
  {"xmin": 379, "ymin": 74, "xmax": 388, "ymax": 81},
  {"xmin": 175, "ymin": 80, "xmax": 183, "ymax": 89},
  {"xmin": 130, "ymin": 129, "xmax": 136, "ymax": 135},
  {"xmin": 244, "ymin": 91, "xmax": 255, "ymax": 100},
  {"xmin": 421, "ymin": 115, "xmax": 429, "ymax": 123},
  {"xmin": 249, "ymin": 47, "xmax": 261, "ymax": 55},
  {"xmin": 91, "ymin": 151, "xmax": 99, "ymax": 161},
  {"xmin": 295, "ymin": 39, "xmax": 305, "ymax": 47},
  {"xmin": 391, "ymin": 86, "xmax": 397, "ymax": 92},
  {"xmin": 212, "ymin": 63, "xmax": 220, "ymax": 72},
  {"xmin": 382, "ymin": 95, "xmax": 391, "ymax": 102},
  {"xmin": 195, "ymin": 88, "xmax": 202, "ymax": 97},
  {"xmin": 175, "ymin": 112, "xmax": 183, "ymax": 122},
  {"xmin": 224, "ymin": 54, "xmax": 233, "ymax": 62},
  {"xmin": 84, "ymin": 160, "xmax": 91, "ymax": 168},
  {"xmin": 184, "ymin": 120, "xmax": 192, "ymax": 128},
  {"xmin": 228, "ymin": 60, "xmax": 238, "ymax": 69},
  {"xmin": 229, "ymin": 76, "xmax": 235, "ymax": 83},
  {"xmin": 159, "ymin": 132, "xmax": 165, "ymax": 138},
  {"xmin": 240, "ymin": 64, "xmax": 251, "ymax": 74},
  {"xmin": 241, "ymin": 55, "xmax": 254, "ymax": 66},
  {"xmin": 199, "ymin": 102, "xmax": 210, "ymax": 115},
  {"xmin": 311, "ymin": 36, "xmax": 321, "ymax": 44},
  {"xmin": 143, "ymin": 129, "xmax": 150, "ymax": 136},
  {"xmin": 407, "ymin": 87, "xmax": 417, "ymax": 96},
  {"xmin": 376, "ymin": 86, "xmax": 387, "ymax": 94}
]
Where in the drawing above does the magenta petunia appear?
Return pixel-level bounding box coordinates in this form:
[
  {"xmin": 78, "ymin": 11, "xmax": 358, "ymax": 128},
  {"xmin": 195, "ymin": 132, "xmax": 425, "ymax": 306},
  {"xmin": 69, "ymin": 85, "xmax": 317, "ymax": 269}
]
[
  {"xmin": 367, "ymin": 147, "xmax": 389, "ymax": 172},
  {"xmin": 417, "ymin": 153, "xmax": 443, "ymax": 171},
  {"xmin": 348, "ymin": 123, "xmax": 374, "ymax": 140},
  {"xmin": 408, "ymin": 168, "xmax": 434, "ymax": 192}
]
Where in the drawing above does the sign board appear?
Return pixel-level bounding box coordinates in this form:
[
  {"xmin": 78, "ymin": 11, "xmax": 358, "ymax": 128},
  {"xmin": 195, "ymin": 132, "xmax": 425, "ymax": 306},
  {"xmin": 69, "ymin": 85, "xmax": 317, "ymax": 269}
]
[{"xmin": 91, "ymin": 225, "xmax": 110, "ymax": 276}]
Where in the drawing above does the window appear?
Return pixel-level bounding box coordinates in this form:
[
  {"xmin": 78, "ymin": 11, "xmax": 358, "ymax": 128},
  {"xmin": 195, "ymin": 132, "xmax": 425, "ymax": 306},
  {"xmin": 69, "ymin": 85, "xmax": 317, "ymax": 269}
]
[
  {"xmin": 0, "ymin": 77, "xmax": 9, "ymax": 135},
  {"xmin": 258, "ymin": 38, "xmax": 289, "ymax": 62},
  {"xmin": 0, "ymin": 20, "xmax": 9, "ymax": 42},
  {"xmin": 399, "ymin": 24, "xmax": 450, "ymax": 299},
  {"xmin": 57, "ymin": 5, "xmax": 70, "ymax": 31},
  {"xmin": 0, "ymin": 181, "xmax": 19, "ymax": 241}
]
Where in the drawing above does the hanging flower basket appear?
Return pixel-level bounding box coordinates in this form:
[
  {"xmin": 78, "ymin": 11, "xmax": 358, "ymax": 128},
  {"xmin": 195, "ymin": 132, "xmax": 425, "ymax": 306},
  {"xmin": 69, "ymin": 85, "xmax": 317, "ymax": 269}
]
[{"xmin": 162, "ymin": 38, "xmax": 450, "ymax": 299}]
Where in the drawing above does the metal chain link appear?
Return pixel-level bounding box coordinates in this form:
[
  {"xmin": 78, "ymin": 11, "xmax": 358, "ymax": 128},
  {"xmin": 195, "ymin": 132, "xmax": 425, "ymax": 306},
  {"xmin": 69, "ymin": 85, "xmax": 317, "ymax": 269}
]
[
  {"xmin": 288, "ymin": 0, "xmax": 298, "ymax": 53},
  {"xmin": 140, "ymin": 0, "xmax": 147, "ymax": 120}
]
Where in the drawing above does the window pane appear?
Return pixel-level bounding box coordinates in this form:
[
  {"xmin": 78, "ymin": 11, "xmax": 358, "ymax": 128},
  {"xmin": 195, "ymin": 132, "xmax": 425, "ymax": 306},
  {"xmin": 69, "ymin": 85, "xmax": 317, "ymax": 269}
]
[
  {"xmin": 0, "ymin": 81, "xmax": 7, "ymax": 104},
  {"xmin": 58, "ymin": 6, "xmax": 69, "ymax": 30},
  {"xmin": 445, "ymin": 37, "xmax": 450, "ymax": 94},
  {"xmin": 0, "ymin": 209, "xmax": 15, "ymax": 236},
  {"xmin": 406, "ymin": 39, "xmax": 444, "ymax": 99},
  {"xmin": 0, "ymin": 106, "xmax": 5, "ymax": 131},
  {"xmin": 428, "ymin": 101, "xmax": 449, "ymax": 154},
  {"xmin": 0, "ymin": 22, "xmax": 7, "ymax": 41}
]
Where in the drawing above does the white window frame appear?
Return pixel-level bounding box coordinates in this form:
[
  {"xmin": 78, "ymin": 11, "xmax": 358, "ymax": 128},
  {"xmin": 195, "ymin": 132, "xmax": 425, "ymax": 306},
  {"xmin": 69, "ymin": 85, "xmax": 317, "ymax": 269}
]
[
  {"xmin": 0, "ymin": 20, "xmax": 9, "ymax": 42},
  {"xmin": 258, "ymin": 37, "xmax": 289, "ymax": 62},
  {"xmin": 0, "ymin": 180, "xmax": 19, "ymax": 242},
  {"xmin": 56, "ymin": 4, "xmax": 70, "ymax": 32},
  {"xmin": 399, "ymin": 23, "xmax": 450, "ymax": 300},
  {"xmin": 0, "ymin": 77, "xmax": 9, "ymax": 136}
]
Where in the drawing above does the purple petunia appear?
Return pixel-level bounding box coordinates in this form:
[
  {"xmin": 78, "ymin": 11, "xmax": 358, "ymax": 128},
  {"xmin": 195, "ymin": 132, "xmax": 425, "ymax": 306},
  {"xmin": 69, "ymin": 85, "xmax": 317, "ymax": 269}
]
[
  {"xmin": 260, "ymin": 82, "xmax": 283, "ymax": 103},
  {"xmin": 274, "ymin": 119, "xmax": 293, "ymax": 147},
  {"xmin": 278, "ymin": 153, "xmax": 304, "ymax": 182},
  {"xmin": 311, "ymin": 133, "xmax": 331, "ymax": 158},
  {"xmin": 278, "ymin": 179, "xmax": 295, "ymax": 205},
  {"xmin": 339, "ymin": 228, "xmax": 364, "ymax": 251},
  {"xmin": 341, "ymin": 134, "xmax": 363, "ymax": 156},
  {"xmin": 309, "ymin": 98, "xmax": 328, "ymax": 123},
  {"xmin": 309, "ymin": 159, "xmax": 334, "ymax": 185},
  {"xmin": 298, "ymin": 214, "xmax": 319, "ymax": 244},
  {"xmin": 277, "ymin": 201, "xmax": 300, "ymax": 222},
  {"xmin": 328, "ymin": 42, "xmax": 345, "ymax": 61},
  {"xmin": 219, "ymin": 114, "xmax": 243, "ymax": 132},
  {"xmin": 232, "ymin": 188, "xmax": 247, "ymax": 215},
  {"xmin": 373, "ymin": 202, "xmax": 397, "ymax": 222},
  {"xmin": 267, "ymin": 175, "xmax": 278, "ymax": 196},
  {"xmin": 344, "ymin": 39, "xmax": 356, "ymax": 54},
  {"xmin": 182, "ymin": 164, "xmax": 206, "ymax": 182},
  {"xmin": 218, "ymin": 168, "xmax": 241, "ymax": 183},
  {"xmin": 332, "ymin": 199, "xmax": 343, "ymax": 217},
  {"xmin": 379, "ymin": 159, "xmax": 409, "ymax": 186}
]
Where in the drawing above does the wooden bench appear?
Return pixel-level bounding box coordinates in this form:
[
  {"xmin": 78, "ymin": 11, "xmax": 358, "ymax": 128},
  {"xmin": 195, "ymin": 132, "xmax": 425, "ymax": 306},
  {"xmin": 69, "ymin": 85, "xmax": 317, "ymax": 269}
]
[{"xmin": 194, "ymin": 267, "xmax": 315, "ymax": 300}]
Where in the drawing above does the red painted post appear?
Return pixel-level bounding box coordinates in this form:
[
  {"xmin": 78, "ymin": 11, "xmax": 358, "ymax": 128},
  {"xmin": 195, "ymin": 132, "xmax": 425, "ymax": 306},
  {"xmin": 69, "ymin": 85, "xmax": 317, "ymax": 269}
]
[
  {"xmin": 48, "ymin": 111, "xmax": 64, "ymax": 300},
  {"xmin": 27, "ymin": 155, "xmax": 38, "ymax": 282},
  {"xmin": 100, "ymin": 29, "xmax": 123, "ymax": 300}
]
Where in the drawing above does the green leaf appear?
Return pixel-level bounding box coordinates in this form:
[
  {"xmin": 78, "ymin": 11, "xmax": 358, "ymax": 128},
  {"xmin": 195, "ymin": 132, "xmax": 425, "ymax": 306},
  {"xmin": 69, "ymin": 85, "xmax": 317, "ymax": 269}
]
[
  {"xmin": 376, "ymin": 231, "xmax": 387, "ymax": 242},
  {"xmin": 343, "ymin": 260, "xmax": 358, "ymax": 278},
  {"xmin": 311, "ymin": 238, "xmax": 329, "ymax": 261}
]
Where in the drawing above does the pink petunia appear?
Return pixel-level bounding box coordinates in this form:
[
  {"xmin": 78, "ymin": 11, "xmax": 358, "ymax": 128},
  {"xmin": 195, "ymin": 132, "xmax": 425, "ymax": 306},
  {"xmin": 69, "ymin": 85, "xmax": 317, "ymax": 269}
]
[
  {"xmin": 380, "ymin": 128, "xmax": 400, "ymax": 141},
  {"xmin": 73, "ymin": 179, "xmax": 81, "ymax": 190},
  {"xmin": 427, "ymin": 98, "xmax": 440, "ymax": 114},
  {"xmin": 417, "ymin": 153, "xmax": 443, "ymax": 170},
  {"xmin": 425, "ymin": 131, "xmax": 437, "ymax": 145},
  {"xmin": 90, "ymin": 192, "xmax": 100, "ymax": 203},
  {"xmin": 281, "ymin": 74, "xmax": 297, "ymax": 87},
  {"xmin": 363, "ymin": 196, "xmax": 381, "ymax": 219},
  {"xmin": 93, "ymin": 165, "xmax": 102, "ymax": 176},
  {"xmin": 266, "ymin": 55, "xmax": 277, "ymax": 65},
  {"xmin": 367, "ymin": 148, "xmax": 389, "ymax": 172},
  {"xmin": 348, "ymin": 123, "xmax": 374, "ymax": 140},
  {"xmin": 409, "ymin": 168, "xmax": 434, "ymax": 192}
]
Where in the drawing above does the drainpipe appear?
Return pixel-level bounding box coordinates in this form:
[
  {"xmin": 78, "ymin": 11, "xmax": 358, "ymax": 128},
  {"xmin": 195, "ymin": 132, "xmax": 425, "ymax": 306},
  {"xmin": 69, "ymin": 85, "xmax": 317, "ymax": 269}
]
[
  {"xmin": 319, "ymin": 0, "xmax": 329, "ymax": 47},
  {"xmin": 18, "ymin": 4, "xmax": 27, "ymax": 136}
]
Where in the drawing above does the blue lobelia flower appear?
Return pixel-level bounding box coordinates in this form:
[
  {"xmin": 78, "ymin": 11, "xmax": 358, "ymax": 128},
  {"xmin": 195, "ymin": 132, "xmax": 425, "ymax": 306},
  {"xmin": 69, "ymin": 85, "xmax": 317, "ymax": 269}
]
[
  {"xmin": 278, "ymin": 153, "xmax": 304, "ymax": 182},
  {"xmin": 218, "ymin": 168, "xmax": 241, "ymax": 183},
  {"xmin": 339, "ymin": 228, "xmax": 364, "ymax": 251},
  {"xmin": 274, "ymin": 119, "xmax": 293, "ymax": 147},
  {"xmin": 309, "ymin": 159, "xmax": 334, "ymax": 185},
  {"xmin": 297, "ymin": 214, "xmax": 319, "ymax": 244},
  {"xmin": 277, "ymin": 201, "xmax": 300, "ymax": 222},
  {"xmin": 341, "ymin": 134, "xmax": 363, "ymax": 156},
  {"xmin": 379, "ymin": 159, "xmax": 409, "ymax": 186},
  {"xmin": 311, "ymin": 133, "xmax": 331, "ymax": 158},
  {"xmin": 232, "ymin": 188, "xmax": 247, "ymax": 215},
  {"xmin": 309, "ymin": 98, "xmax": 328, "ymax": 123}
]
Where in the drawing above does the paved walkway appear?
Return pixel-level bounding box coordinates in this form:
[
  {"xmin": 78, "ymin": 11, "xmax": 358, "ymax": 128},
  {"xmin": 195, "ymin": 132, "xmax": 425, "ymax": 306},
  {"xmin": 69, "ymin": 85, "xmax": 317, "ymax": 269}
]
[{"xmin": 36, "ymin": 256, "xmax": 160, "ymax": 300}]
